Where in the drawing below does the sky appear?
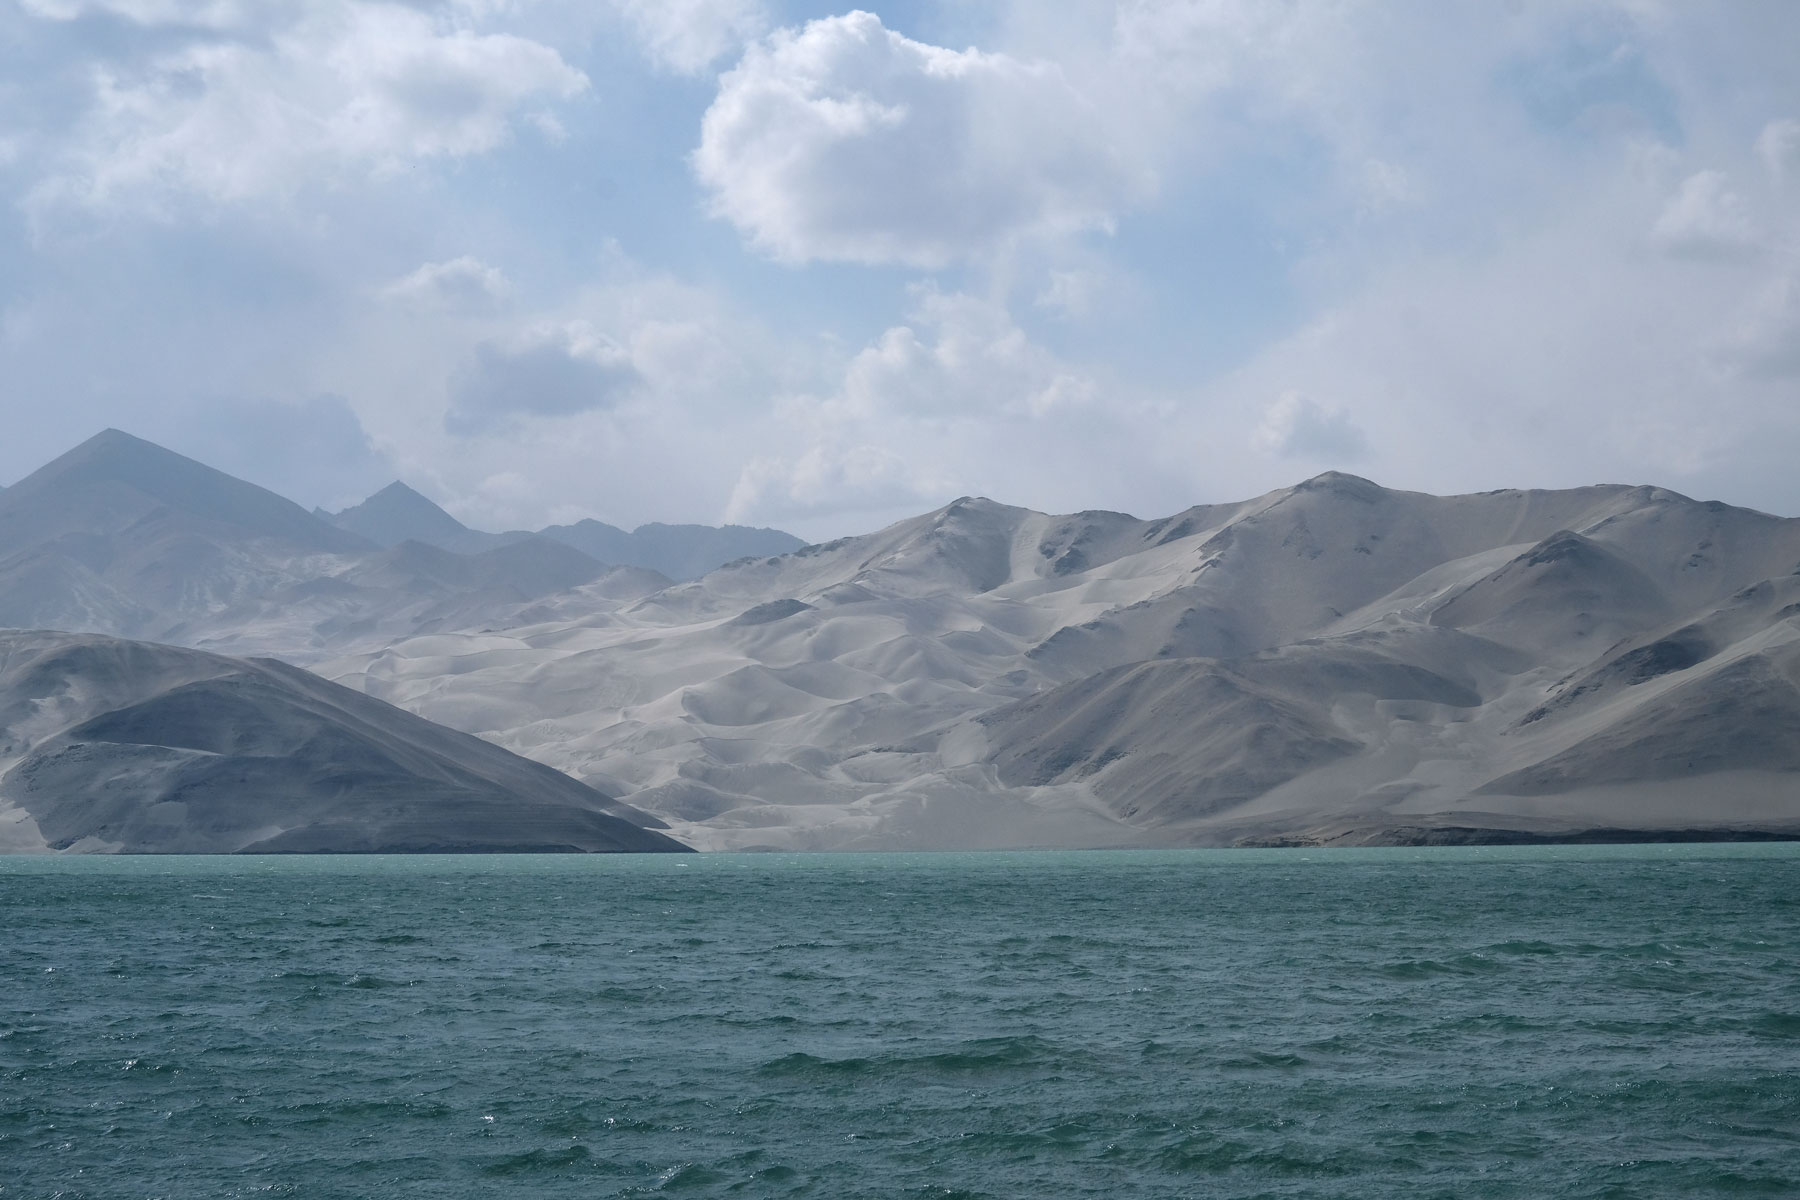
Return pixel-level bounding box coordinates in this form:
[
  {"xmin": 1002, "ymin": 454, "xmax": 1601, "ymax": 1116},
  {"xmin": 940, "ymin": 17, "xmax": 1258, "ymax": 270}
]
[{"xmin": 1, "ymin": 1, "xmax": 1797, "ymax": 540}]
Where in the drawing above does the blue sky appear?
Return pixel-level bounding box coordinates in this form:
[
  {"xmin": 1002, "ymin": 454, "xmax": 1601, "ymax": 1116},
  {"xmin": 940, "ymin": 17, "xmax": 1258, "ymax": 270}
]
[{"xmin": 2, "ymin": 1, "xmax": 1798, "ymax": 539}]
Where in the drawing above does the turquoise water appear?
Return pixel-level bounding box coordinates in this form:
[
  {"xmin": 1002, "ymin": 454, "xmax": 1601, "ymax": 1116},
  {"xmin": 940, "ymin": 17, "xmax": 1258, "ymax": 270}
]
[{"xmin": 3, "ymin": 846, "xmax": 1798, "ymax": 1198}]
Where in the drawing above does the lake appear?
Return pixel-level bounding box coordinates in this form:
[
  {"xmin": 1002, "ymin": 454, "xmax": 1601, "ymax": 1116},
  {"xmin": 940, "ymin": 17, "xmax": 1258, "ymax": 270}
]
[{"xmin": 4, "ymin": 846, "xmax": 1798, "ymax": 1197}]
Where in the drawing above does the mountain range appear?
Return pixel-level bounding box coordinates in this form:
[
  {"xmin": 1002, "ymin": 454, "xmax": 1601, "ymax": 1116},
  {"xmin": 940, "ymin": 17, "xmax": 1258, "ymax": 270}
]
[
  {"xmin": 323, "ymin": 479, "xmax": 804, "ymax": 580},
  {"xmin": 4, "ymin": 430, "xmax": 1799, "ymax": 851},
  {"xmin": 0, "ymin": 430, "xmax": 798, "ymax": 662}
]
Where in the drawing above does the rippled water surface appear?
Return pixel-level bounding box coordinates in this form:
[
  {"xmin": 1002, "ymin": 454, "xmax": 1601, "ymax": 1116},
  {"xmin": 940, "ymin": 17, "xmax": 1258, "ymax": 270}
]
[{"xmin": 4, "ymin": 846, "xmax": 1799, "ymax": 1198}]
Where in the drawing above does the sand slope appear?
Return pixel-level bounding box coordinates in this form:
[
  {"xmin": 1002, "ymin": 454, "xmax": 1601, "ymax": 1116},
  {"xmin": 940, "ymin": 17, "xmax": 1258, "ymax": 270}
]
[{"xmin": 316, "ymin": 474, "xmax": 1800, "ymax": 848}]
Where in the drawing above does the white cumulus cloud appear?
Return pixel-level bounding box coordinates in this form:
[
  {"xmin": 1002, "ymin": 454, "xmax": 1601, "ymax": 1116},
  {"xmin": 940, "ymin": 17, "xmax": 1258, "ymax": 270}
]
[
  {"xmin": 694, "ymin": 11, "xmax": 1146, "ymax": 267},
  {"xmin": 29, "ymin": 2, "xmax": 587, "ymax": 215},
  {"xmin": 836, "ymin": 287, "xmax": 1096, "ymax": 421}
]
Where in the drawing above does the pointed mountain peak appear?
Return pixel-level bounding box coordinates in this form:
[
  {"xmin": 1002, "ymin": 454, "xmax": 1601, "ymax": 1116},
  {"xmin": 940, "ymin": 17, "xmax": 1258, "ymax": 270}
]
[
  {"xmin": 330, "ymin": 481, "xmax": 477, "ymax": 550},
  {"xmin": 0, "ymin": 428, "xmax": 371, "ymax": 555},
  {"xmin": 37, "ymin": 428, "xmax": 190, "ymax": 477},
  {"xmin": 363, "ymin": 481, "xmax": 437, "ymax": 507}
]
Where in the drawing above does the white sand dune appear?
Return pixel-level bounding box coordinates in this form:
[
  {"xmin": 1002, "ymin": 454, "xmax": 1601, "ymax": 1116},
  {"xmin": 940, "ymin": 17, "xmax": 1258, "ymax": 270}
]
[{"xmin": 311, "ymin": 474, "xmax": 1800, "ymax": 848}]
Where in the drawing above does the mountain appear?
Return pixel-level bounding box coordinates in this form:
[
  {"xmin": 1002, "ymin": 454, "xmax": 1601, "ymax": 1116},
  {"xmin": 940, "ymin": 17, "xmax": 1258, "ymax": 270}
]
[
  {"xmin": 0, "ymin": 630, "xmax": 689, "ymax": 853},
  {"xmin": 321, "ymin": 476, "xmax": 1800, "ymax": 850},
  {"xmin": 1, "ymin": 429, "xmax": 369, "ymax": 556},
  {"xmin": 0, "ymin": 430, "xmax": 374, "ymax": 638},
  {"xmin": 5, "ymin": 430, "xmax": 1796, "ymax": 851},
  {"xmin": 324, "ymin": 481, "xmax": 515, "ymax": 555},
  {"xmin": 0, "ymin": 433, "xmax": 669, "ymax": 660},
  {"xmin": 323, "ymin": 483, "xmax": 805, "ymax": 581},
  {"xmin": 179, "ymin": 536, "xmax": 670, "ymax": 663}
]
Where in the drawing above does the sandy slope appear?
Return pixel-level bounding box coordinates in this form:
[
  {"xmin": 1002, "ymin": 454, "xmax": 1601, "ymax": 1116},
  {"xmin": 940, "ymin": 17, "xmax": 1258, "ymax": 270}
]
[
  {"xmin": 311, "ymin": 475, "xmax": 1800, "ymax": 848},
  {"xmin": 0, "ymin": 630, "xmax": 687, "ymax": 853}
]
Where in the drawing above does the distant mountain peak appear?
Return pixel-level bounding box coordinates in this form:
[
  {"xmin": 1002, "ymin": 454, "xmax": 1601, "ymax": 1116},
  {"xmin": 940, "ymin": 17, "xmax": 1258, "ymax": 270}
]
[
  {"xmin": 329, "ymin": 480, "xmax": 480, "ymax": 550},
  {"xmin": 323, "ymin": 483, "xmax": 806, "ymax": 578},
  {"xmin": 46, "ymin": 428, "xmax": 194, "ymax": 475},
  {"xmin": 0, "ymin": 428, "xmax": 370, "ymax": 556},
  {"xmin": 368, "ymin": 480, "xmax": 434, "ymax": 504}
]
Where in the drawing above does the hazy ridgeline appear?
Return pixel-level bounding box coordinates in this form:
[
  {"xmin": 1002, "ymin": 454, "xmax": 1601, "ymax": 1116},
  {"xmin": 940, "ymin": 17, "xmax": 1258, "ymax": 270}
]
[{"xmin": 2, "ymin": 430, "xmax": 1800, "ymax": 851}]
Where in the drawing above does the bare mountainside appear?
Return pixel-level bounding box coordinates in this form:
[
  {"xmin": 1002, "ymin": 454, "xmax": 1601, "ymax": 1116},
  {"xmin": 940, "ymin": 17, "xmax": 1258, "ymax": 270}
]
[
  {"xmin": 315, "ymin": 474, "xmax": 1800, "ymax": 849},
  {"xmin": 0, "ymin": 432, "xmax": 788, "ymax": 659},
  {"xmin": 0, "ymin": 630, "xmax": 688, "ymax": 853},
  {"xmin": 5, "ymin": 433, "xmax": 1796, "ymax": 851},
  {"xmin": 324, "ymin": 479, "xmax": 805, "ymax": 581}
]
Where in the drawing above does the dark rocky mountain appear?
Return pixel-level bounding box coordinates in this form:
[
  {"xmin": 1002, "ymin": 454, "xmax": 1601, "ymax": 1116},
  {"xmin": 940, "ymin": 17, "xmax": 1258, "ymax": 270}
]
[{"xmin": 0, "ymin": 630, "xmax": 688, "ymax": 853}]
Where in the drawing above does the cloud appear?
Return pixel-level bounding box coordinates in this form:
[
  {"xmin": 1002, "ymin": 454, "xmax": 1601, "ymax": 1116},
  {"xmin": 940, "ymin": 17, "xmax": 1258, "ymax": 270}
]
[
  {"xmin": 723, "ymin": 289, "xmax": 1123, "ymax": 525},
  {"xmin": 1715, "ymin": 272, "xmax": 1800, "ymax": 380},
  {"xmin": 1758, "ymin": 117, "xmax": 1800, "ymax": 183},
  {"xmin": 381, "ymin": 256, "xmax": 511, "ymax": 313},
  {"xmin": 693, "ymin": 11, "xmax": 1145, "ymax": 267},
  {"xmin": 1354, "ymin": 157, "xmax": 1423, "ymax": 216},
  {"xmin": 1188, "ymin": 147, "xmax": 1800, "ymax": 504},
  {"xmin": 1252, "ymin": 392, "xmax": 1371, "ymax": 463},
  {"xmin": 446, "ymin": 323, "xmax": 638, "ymax": 434},
  {"xmin": 1032, "ymin": 263, "xmax": 1144, "ymax": 322},
  {"xmin": 724, "ymin": 442, "xmax": 938, "ymax": 524},
  {"xmin": 610, "ymin": 0, "xmax": 767, "ymax": 76},
  {"xmin": 12, "ymin": 0, "xmax": 1800, "ymax": 540},
  {"xmin": 27, "ymin": 2, "xmax": 587, "ymax": 215},
  {"xmin": 18, "ymin": 0, "xmax": 258, "ymax": 25},
  {"xmin": 1651, "ymin": 170, "xmax": 1760, "ymax": 259},
  {"xmin": 835, "ymin": 287, "xmax": 1096, "ymax": 421}
]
